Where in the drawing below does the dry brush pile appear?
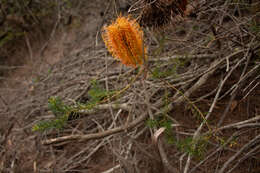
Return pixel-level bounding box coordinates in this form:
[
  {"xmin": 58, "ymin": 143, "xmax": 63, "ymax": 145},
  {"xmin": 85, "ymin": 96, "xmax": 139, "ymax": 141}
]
[{"xmin": 0, "ymin": 0, "xmax": 260, "ymax": 172}]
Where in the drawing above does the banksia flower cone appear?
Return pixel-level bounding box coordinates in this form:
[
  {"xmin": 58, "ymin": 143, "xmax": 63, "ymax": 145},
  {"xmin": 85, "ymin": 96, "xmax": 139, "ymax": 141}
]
[{"xmin": 102, "ymin": 16, "xmax": 147, "ymax": 67}]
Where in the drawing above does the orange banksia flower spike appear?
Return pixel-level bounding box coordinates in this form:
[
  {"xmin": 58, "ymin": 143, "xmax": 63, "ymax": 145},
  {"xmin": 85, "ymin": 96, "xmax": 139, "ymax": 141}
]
[{"xmin": 102, "ymin": 16, "xmax": 147, "ymax": 67}]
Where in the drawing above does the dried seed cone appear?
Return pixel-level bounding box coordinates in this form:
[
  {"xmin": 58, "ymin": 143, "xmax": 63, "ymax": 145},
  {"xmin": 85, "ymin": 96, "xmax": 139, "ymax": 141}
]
[
  {"xmin": 102, "ymin": 16, "xmax": 147, "ymax": 67},
  {"xmin": 140, "ymin": 0, "xmax": 188, "ymax": 28}
]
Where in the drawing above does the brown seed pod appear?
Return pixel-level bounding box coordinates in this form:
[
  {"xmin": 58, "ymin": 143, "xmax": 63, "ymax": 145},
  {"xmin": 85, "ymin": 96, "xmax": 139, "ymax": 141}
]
[{"xmin": 139, "ymin": 0, "xmax": 188, "ymax": 28}]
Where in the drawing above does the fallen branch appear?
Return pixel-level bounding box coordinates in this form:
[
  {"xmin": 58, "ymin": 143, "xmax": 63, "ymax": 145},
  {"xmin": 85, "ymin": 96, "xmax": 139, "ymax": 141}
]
[
  {"xmin": 42, "ymin": 111, "xmax": 147, "ymax": 145},
  {"xmin": 78, "ymin": 103, "xmax": 131, "ymax": 114},
  {"xmin": 212, "ymin": 115, "xmax": 260, "ymax": 133},
  {"xmin": 149, "ymin": 54, "xmax": 218, "ymax": 62}
]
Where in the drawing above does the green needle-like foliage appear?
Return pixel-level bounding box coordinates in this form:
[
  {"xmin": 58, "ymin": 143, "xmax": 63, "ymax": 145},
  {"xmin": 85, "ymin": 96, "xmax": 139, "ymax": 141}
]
[
  {"xmin": 33, "ymin": 81, "xmax": 116, "ymax": 132},
  {"xmin": 32, "ymin": 97, "xmax": 72, "ymax": 131}
]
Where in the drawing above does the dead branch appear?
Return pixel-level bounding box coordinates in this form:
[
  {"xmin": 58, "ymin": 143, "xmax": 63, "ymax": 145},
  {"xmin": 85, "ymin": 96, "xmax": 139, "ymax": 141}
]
[{"xmin": 42, "ymin": 111, "xmax": 148, "ymax": 145}]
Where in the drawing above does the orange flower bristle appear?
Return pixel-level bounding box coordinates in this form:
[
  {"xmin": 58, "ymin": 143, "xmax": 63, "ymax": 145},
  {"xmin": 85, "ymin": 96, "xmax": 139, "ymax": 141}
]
[{"xmin": 102, "ymin": 16, "xmax": 147, "ymax": 67}]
